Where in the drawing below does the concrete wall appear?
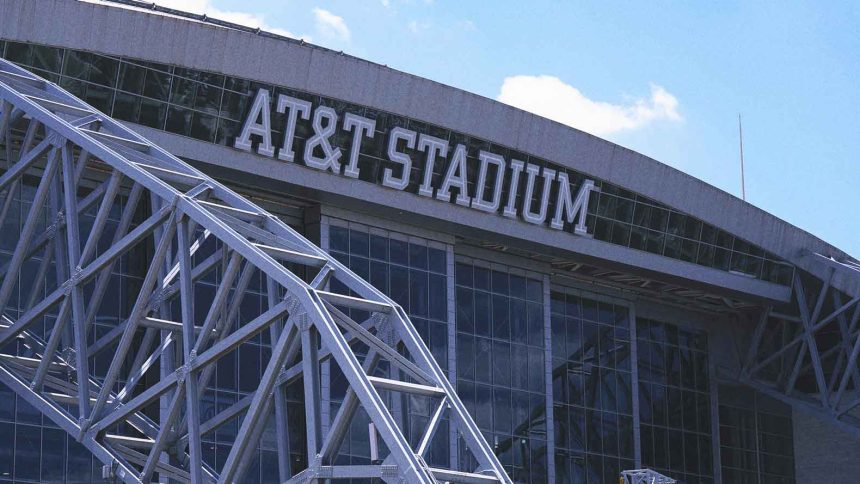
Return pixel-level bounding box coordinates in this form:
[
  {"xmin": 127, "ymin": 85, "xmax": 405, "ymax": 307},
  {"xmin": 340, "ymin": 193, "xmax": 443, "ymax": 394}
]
[{"xmin": 793, "ymin": 409, "xmax": 860, "ymax": 481}]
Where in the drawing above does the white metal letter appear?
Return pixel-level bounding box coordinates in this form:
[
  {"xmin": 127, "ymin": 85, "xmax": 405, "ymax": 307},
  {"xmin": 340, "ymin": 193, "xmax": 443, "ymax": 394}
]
[
  {"xmin": 343, "ymin": 113, "xmax": 376, "ymax": 179},
  {"xmin": 522, "ymin": 164, "xmax": 556, "ymax": 225},
  {"xmin": 417, "ymin": 134, "xmax": 449, "ymax": 198},
  {"xmin": 471, "ymin": 151, "xmax": 506, "ymax": 213},
  {"xmin": 502, "ymin": 159, "xmax": 525, "ymax": 219},
  {"xmin": 550, "ymin": 174, "xmax": 595, "ymax": 235},
  {"xmin": 234, "ymin": 88, "xmax": 274, "ymax": 157},
  {"xmin": 276, "ymin": 94, "xmax": 311, "ymax": 163},
  {"xmin": 384, "ymin": 127, "xmax": 417, "ymax": 190},
  {"xmin": 435, "ymin": 144, "xmax": 471, "ymax": 207},
  {"xmin": 304, "ymin": 106, "xmax": 342, "ymax": 173}
]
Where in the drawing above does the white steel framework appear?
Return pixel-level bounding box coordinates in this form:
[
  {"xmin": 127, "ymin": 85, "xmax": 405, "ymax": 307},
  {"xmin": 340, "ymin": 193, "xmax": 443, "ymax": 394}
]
[
  {"xmin": 620, "ymin": 469, "xmax": 676, "ymax": 484},
  {"xmin": 741, "ymin": 253, "xmax": 860, "ymax": 437},
  {"xmin": 0, "ymin": 58, "xmax": 511, "ymax": 483}
]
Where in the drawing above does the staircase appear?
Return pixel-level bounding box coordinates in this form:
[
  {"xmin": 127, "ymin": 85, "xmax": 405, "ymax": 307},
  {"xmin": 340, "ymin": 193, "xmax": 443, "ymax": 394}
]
[{"xmin": 0, "ymin": 57, "xmax": 511, "ymax": 483}]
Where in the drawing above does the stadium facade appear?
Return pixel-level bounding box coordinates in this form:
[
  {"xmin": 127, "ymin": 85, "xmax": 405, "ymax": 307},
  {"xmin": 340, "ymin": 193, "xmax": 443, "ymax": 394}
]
[{"xmin": 0, "ymin": 1, "xmax": 859, "ymax": 483}]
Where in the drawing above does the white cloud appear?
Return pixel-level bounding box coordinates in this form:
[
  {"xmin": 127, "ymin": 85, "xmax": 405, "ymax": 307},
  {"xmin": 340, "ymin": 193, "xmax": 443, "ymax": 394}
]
[
  {"xmin": 407, "ymin": 20, "xmax": 430, "ymax": 34},
  {"xmin": 497, "ymin": 75, "xmax": 682, "ymax": 136},
  {"xmin": 380, "ymin": 0, "xmax": 391, "ymax": 7},
  {"xmin": 313, "ymin": 8, "xmax": 351, "ymax": 43},
  {"xmin": 457, "ymin": 19, "xmax": 475, "ymax": 31},
  {"xmin": 152, "ymin": 0, "xmax": 309, "ymax": 41}
]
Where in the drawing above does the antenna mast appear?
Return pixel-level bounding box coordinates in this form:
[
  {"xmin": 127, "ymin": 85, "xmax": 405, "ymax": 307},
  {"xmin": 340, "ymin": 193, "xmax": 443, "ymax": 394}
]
[{"xmin": 738, "ymin": 113, "xmax": 746, "ymax": 201}]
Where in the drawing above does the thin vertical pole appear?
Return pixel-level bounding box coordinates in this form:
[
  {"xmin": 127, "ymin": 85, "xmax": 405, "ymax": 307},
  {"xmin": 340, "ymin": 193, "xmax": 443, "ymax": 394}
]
[{"xmin": 739, "ymin": 114, "xmax": 746, "ymax": 201}]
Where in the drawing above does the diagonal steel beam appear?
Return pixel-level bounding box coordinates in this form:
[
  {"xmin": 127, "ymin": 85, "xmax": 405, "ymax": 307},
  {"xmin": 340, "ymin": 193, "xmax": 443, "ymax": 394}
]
[
  {"xmin": 0, "ymin": 58, "xmax": 513, "ymax": 484},
  {"xmin": 219, "ymin": 311, "xmax": 299, "ymax": 483},
  {"xmin": 88, "ymin": 209, "xmax": 178, "ymax": 426},
  {"xmin": 789, "ymin": 272, "xmax": 831, "ymax": 405}
]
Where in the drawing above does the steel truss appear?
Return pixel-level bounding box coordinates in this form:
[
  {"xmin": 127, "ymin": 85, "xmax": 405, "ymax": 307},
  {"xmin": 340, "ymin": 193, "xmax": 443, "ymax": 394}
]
[
  {"xmin": 0, "ymin": 59, "xmax": 511, "ymax": 483},
  {"xmin": 741, "ymin": 252, "xmax": 860, "ymax": 436},
  {"xmin": 620, "ymin": 469, "xmax": 676, "ymax": 484}
]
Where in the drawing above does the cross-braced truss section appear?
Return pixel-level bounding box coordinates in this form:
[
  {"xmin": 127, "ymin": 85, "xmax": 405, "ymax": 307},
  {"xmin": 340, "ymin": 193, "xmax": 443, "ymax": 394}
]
[
  {"xmin": 620, "ymin": 469, "xmax": 676, "ymax": 484},
  {"xmin": 741, "ymin": 252, "xmax": 860, "ymax": 437},
  {"xmin": 0, "ymin": 58, "xmax": 511, "ymax": 483}
]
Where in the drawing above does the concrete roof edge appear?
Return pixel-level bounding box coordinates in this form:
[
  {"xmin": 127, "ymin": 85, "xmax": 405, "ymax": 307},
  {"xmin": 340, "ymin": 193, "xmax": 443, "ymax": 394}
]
[{"xmin": 2, "ymin": 0, "xmax": 855, "ymax": 296}]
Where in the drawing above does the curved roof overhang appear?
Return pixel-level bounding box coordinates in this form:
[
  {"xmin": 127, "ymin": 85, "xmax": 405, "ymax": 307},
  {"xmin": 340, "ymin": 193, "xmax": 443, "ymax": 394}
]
[{"xmin": 1, "ymin": 0, "xmax": 856, "ymax": 301}]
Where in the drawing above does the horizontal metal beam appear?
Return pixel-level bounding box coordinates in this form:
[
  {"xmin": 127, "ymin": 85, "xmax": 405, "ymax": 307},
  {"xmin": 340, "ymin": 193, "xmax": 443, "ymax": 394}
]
[
  {"xmin": 316, "ymin": 290, "xmax": 391, "ymax": 313},
  {"xmin": 367, "ymin": 376, "xmax": 445, "ymax": 397}
]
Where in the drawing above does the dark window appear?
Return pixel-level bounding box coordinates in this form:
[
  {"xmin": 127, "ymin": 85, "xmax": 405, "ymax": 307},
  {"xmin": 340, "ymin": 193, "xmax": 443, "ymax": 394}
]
[
  {"xmin": 0, "ymin": 421, "xmax": 13, "ymax": 477},
  {"xmin": 143, "ymin": 67, "xmax": 172, "ymax": 101},
  {"xmin": 719, "ymin": 385, "xmax": 795, "ymax": 483},
  {"xmin": 637, "ymin": 317, "xmax": 713, "ymax": 482},
  {"xmin": 30, "ymin": 44, "xmax": 63, "ymax": 73},
  {"xmin": 552, "ymin": 291, "xmax": 634, "ymax": 479},
  {"xmin": 113, "ymin": 91, "xmax": 141, "ymax": 122},
  {"xmin": 166, "ymin": 105, "xmax": 192, "ymax": 136},
  {"xmin": 87, "ymin": 54, "xmax": 119, "ymax": 87},
  {"xmin": 457, "ymin": 261, "xmax": 545, "ymax": 481},
  {"xmin": 15, "ymin": 424, "xmax": 41, "ymax": 481},
  {"xmin": 190, "ymin": 111, "xmax": 218, "ymax": 143},
  {"xmin": 138, "ymin": 97, "xmax": 167, "ymax": 129},
  {"xmin": 117, "ymin": 62, "xmax": 146, "ymax": 94}
]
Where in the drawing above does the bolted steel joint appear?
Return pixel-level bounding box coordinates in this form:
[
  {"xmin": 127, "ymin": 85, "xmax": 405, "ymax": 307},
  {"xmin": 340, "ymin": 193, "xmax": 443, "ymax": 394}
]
[
  {"xmin": 284, "ymin": 292, "xmax": 302, "ymax": 315},
  {"xmin": 175, "ymin": 363, "xmax": 189, "ymax": 382},
  {"xmin": 381, "ymin": 465, "xmax": 399, "ymax": 477},
  {"xmin": 296, "ymin": 313, "xmax": 312, "ymax": 332},
  {"xmin": 62, "ymin": 266, "xmax": 84, "ymax": 294}
]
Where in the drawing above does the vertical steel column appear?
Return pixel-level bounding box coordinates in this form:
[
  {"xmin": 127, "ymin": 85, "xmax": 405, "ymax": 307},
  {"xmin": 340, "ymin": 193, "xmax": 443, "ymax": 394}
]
[
  {"xmin": 60, "ymin": 143, "xmax": 96, "ymax": 420},
  {"xmin": 319, "ymin": 217, "xmax": 332, "ymax": 440},
  {"xmin": 267, "ymin": 276, "xmax": 293, "ymax": 481},
  {"xmin": 542, "ymin": 274, "xmax": 557, "ymax": 484},
  {"xmin": 629, "ymin": 302, "xmax": 643, "ymax": 468},
  {"xmin": 302, "ymin": 321, "xmax": 323, "ymax": 464},
  {"xmin": 708, "ymin": 320, "xmax": 723, "ymax": 483},
  {"xmin": 177, "ymin": 216, "xmax": 203, "ymax": 483},
  {"xmin": 446, "ymin": 244, "xmax": 459, "ymax": 470}
]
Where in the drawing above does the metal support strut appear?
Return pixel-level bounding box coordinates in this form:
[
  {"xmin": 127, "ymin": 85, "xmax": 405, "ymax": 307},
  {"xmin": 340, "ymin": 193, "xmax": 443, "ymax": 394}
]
[{"xmin": 0, "ymin": 58, "xmax": 511, "ymax": 483}]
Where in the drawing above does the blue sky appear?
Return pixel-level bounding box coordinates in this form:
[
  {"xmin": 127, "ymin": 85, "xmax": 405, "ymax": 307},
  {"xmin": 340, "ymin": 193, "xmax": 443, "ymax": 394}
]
[{"xmin": 159, "ymin": 0, "xmax": 859, "ymax": 258}]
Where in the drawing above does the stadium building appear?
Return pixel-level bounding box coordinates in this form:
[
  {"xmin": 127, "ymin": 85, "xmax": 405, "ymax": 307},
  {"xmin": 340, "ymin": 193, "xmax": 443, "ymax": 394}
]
[{"xmin": 0, "ymin": 1, "xmax": 858, "ymax": 482}]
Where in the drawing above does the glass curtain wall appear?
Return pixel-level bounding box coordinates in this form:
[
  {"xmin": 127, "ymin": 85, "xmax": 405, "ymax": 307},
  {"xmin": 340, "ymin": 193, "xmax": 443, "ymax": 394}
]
[
  {"xmin": 0, "ymin": 177, "xmax": 147, "ymax": 483},
  {"xmin": 454, "ymin": 260, "xmax": 547, "ymax": 483},
  {"xmin": 637, "ymin": 317, "xmax": 714, "ymax": 483},
  {"xmin": 326, "ymin": 219, "xmax": 451, "ymax": 474},
  {"xmin": 0, "ymin": 176, "xmax": 309, "ymax": 483},
  {"xmin": 718, "ymin": 385, "xmax": 795, "ymax": 484},
  {"xmin": 192, "ymin": 235, "xmax": 308, "ymax": 481},
  {"xmin": 550, "ymin": 290, "xmax": 635, "ymax": 483}
]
